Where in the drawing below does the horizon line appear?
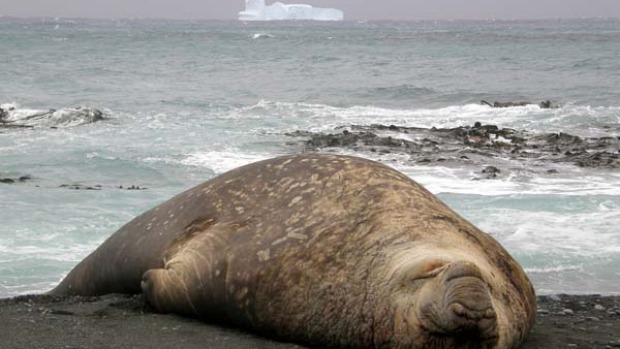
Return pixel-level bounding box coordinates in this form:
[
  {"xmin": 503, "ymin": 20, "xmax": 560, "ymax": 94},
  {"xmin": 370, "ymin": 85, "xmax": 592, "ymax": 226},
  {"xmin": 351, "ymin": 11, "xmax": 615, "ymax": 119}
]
[{"xmin": 2, "ymin": 14, "xmax": 620, "ymax": 22}]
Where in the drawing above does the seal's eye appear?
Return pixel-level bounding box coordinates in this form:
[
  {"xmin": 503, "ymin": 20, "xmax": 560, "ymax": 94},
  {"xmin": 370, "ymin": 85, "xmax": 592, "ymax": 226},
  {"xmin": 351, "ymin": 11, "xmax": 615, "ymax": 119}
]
[
  {"xmin": 408, "ymin": 260, "xmax": 450, "ymax": 284},
  {"xmin": 417, "ymin": 263, "xmax": 448, "ymax": 280}
]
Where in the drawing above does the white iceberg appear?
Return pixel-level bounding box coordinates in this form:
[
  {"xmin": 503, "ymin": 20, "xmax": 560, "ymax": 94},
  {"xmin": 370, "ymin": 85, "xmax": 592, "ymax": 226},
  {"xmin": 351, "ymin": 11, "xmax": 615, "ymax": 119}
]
[{"xmin": 239, "ymin": 0, "xmax": 344, "ymax": 21}]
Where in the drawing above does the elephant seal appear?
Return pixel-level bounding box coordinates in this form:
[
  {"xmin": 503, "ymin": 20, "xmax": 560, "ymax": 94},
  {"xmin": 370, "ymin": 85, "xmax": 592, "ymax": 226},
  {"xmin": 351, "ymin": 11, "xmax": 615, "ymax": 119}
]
[{"xmin": 50, "ymin": 153, "xmax": 535, "ymax": 349}]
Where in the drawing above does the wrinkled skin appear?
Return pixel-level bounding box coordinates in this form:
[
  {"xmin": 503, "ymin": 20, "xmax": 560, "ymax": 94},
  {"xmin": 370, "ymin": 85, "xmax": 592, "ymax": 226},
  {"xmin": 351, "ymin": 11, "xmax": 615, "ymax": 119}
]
[{"xmin": 50, "ymin": 153, "xmax": 536, "ymax": 349}]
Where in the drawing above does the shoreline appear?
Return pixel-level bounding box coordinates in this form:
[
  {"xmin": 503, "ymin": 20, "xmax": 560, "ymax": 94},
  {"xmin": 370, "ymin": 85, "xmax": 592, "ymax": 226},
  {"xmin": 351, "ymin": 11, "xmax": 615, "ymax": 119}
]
[{"xmin": 1, "ymin": 294, "xmax": 618, "ymax": 349}]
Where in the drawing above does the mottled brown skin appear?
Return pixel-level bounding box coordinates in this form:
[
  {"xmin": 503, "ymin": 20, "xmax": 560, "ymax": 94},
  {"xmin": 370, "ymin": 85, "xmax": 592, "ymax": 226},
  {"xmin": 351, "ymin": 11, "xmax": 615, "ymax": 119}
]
[{"xmin": 50, "ymin": 153, "xmax": 536, "ymax": 349}]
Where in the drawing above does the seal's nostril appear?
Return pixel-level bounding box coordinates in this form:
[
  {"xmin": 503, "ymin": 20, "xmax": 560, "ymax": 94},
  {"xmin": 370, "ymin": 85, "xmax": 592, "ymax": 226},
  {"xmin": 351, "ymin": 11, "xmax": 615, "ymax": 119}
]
[
  {"xmin": 449, "ymin": 302, "xmax": 497, "ymax": 323},
  {"xmin": 484, "ymin": 308, "xmax": 496, "ymax": 319},
  {"xmin": 451, "ymin": 302, "xmax": 466, "ymax": 317}
]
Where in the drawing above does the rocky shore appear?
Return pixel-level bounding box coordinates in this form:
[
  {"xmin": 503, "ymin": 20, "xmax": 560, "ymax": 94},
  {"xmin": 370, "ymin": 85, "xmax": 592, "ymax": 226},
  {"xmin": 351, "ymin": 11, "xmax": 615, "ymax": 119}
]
[
  {"xmin": 287, "ymin": 123, "xmax": 620, "ymax": 179},
  {"xmin": 1, "ymin": 294, "xmax": 618, "ymax": 349}
]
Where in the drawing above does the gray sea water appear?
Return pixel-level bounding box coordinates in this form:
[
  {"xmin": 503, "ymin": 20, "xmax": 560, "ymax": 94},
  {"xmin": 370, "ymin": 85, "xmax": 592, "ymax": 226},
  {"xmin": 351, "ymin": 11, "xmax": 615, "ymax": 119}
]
[{"xmin": 1, "ymin": 17, "xmax": 619, "ymax": 297}]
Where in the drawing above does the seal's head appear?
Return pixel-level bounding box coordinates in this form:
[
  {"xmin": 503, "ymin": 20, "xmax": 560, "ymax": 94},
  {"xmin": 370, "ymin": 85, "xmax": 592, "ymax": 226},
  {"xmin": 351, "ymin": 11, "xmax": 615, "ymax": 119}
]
[
  {"xmin": 389, "ymin": 259, "xmax": 499, "ymax": 348},
  {"xmin": 419, "ymin": 262, "xmax": 498, "ymax": 347},
  {"xmin": 382, "ymin": 235, "xmax": 532, "ymax": 349}
]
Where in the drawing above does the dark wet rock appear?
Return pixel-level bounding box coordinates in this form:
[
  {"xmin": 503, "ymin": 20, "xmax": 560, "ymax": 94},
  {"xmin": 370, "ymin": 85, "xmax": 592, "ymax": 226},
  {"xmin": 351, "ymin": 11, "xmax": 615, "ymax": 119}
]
[
  {"xmin": 482, "ymin": 166, "xmax": 501, "ymax": 179},
  {"xmin": 58, "ymin": 184, "xmax": 148, "ymax": 191},
  {"xmin": 529, "ymin": 132, "xmax": 584, "ymax": 151},
  {"xmin": 287, "ymin": 123, "xmax": 620, "ymax": 170},
  {"xmin": 2, "ymin": 178, "xmax": 148, "ymax": 190},
  {"xmin": 0, "ymin": 105, "xmax": 104, "ymax": 129},
  {"xmin": 60, "ymin": 184, "xmax": 103, "ymax": 191},
  {"xmin": 481, "ymin": 100, "xmax": 560, "ymax": 109},
  {"xmin": 0, "ymin": 175, "xmax": 32, "ymax": 184},
  {"xmin": 0, "ymin": 123, "xmax": 34, "ymax": 129},
  {"xmin": 119, "ymin": 185, "xmax": 148, "ymax": 190},
  {"xmin": 303, "ymin": 129, "xmax": 420, "ymax": 151},
  {"xmin": 573, "ymin": 151, "xmax": 620, "ymax": 168},
  {"xmin": 539, "ymin": 100, "xmax": 561, "ymax": 109},
  {"xmin": 481, "ymin": 100, "xmax": 530, "ymax": 108}
]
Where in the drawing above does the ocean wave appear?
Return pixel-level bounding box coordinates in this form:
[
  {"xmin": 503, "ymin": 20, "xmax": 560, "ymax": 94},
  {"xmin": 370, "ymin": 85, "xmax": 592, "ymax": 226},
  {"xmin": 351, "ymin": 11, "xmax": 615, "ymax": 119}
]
[
  {"xmin": 0, "ymin": 102, "xmax": 105, "ymax": 129},
  {"xmin": 230, "ymin": 100, "xmax": 620, "ymax": 135},
  {"xmin": 525, "ymin": 265, "xmax": 584, "ymax": 273},
  {"xmin": 252, "ymin": 32, "xmax": 275, "ymax": 39},
  {"xmin": 180, "ymin": 151, "xmax": 272, "ymax": 174},
  {"xmin": 477, "ymin": 203, "xmax": 620, "ymax": 256},
  {"xmin": 355, "ymin": 84, "xmax": 437, "ymax": 100},
  {"xmin": 143, "ymin": 150, "xmax": 272, "ymax": 175}
]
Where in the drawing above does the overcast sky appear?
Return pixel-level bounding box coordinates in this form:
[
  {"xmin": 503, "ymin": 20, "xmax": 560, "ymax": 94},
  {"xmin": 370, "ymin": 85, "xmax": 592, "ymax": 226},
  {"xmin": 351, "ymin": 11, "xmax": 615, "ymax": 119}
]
[{"xmin": 2, "ymin": 0, "xmax": 620, "ymax": 21}]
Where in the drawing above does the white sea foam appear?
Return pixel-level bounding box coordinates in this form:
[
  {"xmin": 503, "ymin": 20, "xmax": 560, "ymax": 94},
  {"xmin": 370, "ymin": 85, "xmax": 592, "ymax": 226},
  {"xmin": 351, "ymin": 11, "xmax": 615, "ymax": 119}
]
[
  {"xmin": 525, "ymin": 265, "xmax": 584, "ymax": 274},
  {"xmin": 144, "ymin": 150, "xmax": 270, "ymax": 174},
  {"xmin": 1, "ymin": 102, "xmax": 104, "ymax": 128},
  {"xmin": 231, "ymin": 100, "xmax": 620, "ymax": 136},
  {"xmin": 180, "ymin": 151, "xmax": 271, "ymax": 174},
  {"xmin": 473, "ymin": 203, "xmax": 620, "ymax": 255},
  {"xmin": 252, "ymin": 33, "xmax": 275, "ymax": 39}
]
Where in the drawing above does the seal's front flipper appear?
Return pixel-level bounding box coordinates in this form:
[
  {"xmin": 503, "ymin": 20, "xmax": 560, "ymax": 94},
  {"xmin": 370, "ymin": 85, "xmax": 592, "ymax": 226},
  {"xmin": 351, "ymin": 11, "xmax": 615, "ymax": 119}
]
[
  {"xmin": 141, "ymin": 244, "xmax": 230, "ymax": 318},
  {"xmin": 141, "ymin": 220, "xmax": 235, "ymax": 318},
  {"xmin": 141, "ymin": 266, "xmax": 197, "ymax": 315}
]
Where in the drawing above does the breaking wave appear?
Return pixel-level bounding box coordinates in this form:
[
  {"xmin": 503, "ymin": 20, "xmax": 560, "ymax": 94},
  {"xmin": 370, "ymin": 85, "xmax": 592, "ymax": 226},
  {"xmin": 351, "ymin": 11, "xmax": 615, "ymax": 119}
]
[{"xmin": 1, "ymin": 102, "xmax": 105, "ymax": 129}]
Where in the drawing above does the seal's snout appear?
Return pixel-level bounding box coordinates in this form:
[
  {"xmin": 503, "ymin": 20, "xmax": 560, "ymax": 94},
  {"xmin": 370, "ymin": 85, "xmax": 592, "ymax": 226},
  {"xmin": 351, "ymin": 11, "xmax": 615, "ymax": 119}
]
[
  {"xmin": 450, "ymin": 302, "xmax": 496, "ymax": 321},
  {"xmin": 448, "ymin": 301, "xmax": 497, "ymax": 334},
  {"xmin": 437, "ymin": 261, "xmax": 498, "ymax": 337}
]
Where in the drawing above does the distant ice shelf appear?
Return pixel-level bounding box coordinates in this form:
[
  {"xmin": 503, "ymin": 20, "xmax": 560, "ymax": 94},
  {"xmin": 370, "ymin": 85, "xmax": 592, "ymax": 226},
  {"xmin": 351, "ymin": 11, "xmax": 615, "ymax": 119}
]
[{"xmin": 239, "ymin": 0, "xmax": 343, "ymax": 21}]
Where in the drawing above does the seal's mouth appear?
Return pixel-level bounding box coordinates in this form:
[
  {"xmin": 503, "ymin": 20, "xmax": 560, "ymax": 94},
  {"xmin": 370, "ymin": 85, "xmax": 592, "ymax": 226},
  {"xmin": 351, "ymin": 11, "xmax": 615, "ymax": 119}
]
[
  {"xmin": 421, "ymin": 302, "xmax": 498, "ymax": 340},
  {"xmin": 422, "ymin": 330, "xmax": 499, "ymax": 349}
]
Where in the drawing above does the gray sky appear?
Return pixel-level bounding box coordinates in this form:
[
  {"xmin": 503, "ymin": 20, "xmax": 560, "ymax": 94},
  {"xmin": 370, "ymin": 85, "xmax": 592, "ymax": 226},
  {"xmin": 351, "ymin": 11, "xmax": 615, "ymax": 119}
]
[{"xmin": 1, "ymin": 0, "xmax": 620, "ymax": 20}]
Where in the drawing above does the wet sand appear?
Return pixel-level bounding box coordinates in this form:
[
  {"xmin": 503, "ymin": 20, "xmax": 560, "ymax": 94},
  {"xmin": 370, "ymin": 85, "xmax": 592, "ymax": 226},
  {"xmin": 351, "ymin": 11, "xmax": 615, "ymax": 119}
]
[{"xmin": 1, "ymin": 294, "xmax": 618, "ymax": 349}]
